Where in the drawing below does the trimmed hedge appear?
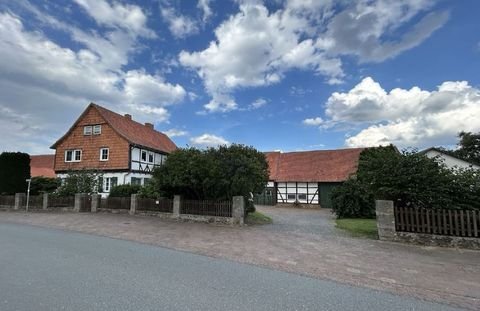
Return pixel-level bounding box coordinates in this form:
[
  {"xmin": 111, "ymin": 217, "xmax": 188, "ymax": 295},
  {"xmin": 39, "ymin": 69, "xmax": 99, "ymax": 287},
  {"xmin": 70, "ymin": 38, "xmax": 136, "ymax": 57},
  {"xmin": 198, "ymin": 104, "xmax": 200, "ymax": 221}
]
[
  {"xmin": 0, "ymin": 152, "xmax": 30, "ymax": 194},
  {"xmin": 109, "ymin": 184, "xmax": 142, "ymax": 197}
]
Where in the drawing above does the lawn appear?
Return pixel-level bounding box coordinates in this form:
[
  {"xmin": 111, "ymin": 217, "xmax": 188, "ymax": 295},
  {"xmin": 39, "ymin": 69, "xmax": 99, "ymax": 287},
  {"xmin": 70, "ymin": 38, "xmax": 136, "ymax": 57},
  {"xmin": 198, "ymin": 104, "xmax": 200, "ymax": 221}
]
[
  {"xmin": 335, "ymin": 218, "xmax": 378, "ymax": 239},
  {"xmin": 245, "ymin": 211, "xmax": 272, "ymax": 225}
]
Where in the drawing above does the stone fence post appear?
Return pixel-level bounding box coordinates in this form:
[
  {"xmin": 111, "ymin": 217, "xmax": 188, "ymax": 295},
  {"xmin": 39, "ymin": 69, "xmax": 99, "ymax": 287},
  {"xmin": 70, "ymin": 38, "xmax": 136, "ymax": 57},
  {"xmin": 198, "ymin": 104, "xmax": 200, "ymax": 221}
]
[
  {"xmin": 129, "ymin": 194, "xmax": 138, "ymax": 215},
  {"xmin": 42, "ymin": 193, "xmax": 49, "ymax": 210},
  {"xmin": 14, "ymin": 193, "xmax": 25, "ymax": 210},
  {"xmin": 375, "ymin": 200, "xmax": 396, "ymax": 241},
  {"xmin": 232, "ymin": 196, "xmax": 245, "ymax": 225},
  {"xmin": 91, "ymin": 194, "xmax": 100, "ymax": 213},
  {"xmin": 173, "ymin": 195, "xmax": 181, "ymax": 218},
  {"xmin": 74, "ymin": 193, "xmax": 87, "ymax": 212}
]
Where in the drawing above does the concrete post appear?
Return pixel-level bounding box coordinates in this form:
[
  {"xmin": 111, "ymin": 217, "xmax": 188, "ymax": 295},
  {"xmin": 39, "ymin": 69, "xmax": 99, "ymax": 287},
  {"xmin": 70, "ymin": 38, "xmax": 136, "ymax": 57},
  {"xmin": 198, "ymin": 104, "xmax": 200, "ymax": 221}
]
[
  {"xmin": 42, "ymin": 193, "xmax": 49, "ymax": 210},
  {"xmin": 74, "ymin": 193, "xmax": 86, "ymax": 212},
  {"xmin": 375, "ymin": 200, "xmax": 396, "ymax": 241},
  {"xmin": 14, "ymin": 193, "xmax": 25, "ymax": 210},
  {"xmin": 129, "ymin": 194, "xmax": 137, "ymax": 215},
  {"xmin": 232, "ymin": 196, "xmax": 245, "ymax": 225},
  {"xmin": 173, "ymin": 195, "xmax": 181, "ymax": 218},
  {"xmin": 91, "ymin": 194, "xmax": 100, "ymax": 213}
]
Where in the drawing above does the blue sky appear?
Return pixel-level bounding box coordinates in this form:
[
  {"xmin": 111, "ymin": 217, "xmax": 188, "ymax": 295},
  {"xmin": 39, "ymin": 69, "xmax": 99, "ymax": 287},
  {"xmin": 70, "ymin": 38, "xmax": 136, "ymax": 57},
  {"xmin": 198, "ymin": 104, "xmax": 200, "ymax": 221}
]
[{"xmin": 0, "ymin": 0, "xmax": 479, "ymax": 154}]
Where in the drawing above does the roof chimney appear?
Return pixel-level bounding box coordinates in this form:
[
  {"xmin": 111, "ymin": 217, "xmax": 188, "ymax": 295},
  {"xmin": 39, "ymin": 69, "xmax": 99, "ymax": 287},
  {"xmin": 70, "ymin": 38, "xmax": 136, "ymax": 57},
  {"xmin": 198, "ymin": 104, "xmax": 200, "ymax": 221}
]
[
  {"xmin": 124, "ymin": 114, "xmax": 132, "ymax": 120},
  {"xmin": 145, "ymin": 122, "xmax": 154, "ymax": 129}
]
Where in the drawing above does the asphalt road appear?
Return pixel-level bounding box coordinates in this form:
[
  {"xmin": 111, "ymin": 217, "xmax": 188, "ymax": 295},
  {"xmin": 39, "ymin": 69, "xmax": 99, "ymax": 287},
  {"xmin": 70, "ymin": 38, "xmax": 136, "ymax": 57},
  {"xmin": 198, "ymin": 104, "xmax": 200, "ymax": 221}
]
[{"xmin": 0, "ymin": 223, "xmax": 464, "ymax": 311}]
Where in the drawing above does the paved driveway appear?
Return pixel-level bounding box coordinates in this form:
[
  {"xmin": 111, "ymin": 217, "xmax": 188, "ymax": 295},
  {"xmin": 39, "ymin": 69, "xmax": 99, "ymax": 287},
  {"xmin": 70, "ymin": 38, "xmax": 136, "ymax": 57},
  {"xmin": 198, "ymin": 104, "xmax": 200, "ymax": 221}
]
[
  {"xmin": 255, "ymin": 205, "xmax": 343, "ymax": 236},
  {"xmin": 0, "ymin": 210, "xmax": 478, "ymax": 310}
]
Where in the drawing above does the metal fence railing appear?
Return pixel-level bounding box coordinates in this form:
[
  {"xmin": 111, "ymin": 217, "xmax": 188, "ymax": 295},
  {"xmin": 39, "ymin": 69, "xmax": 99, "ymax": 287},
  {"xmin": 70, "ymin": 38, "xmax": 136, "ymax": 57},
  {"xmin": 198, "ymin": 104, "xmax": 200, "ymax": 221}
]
[{"xmin": 181, "ymin": 199, "xmax": 232, "ymax": 217}]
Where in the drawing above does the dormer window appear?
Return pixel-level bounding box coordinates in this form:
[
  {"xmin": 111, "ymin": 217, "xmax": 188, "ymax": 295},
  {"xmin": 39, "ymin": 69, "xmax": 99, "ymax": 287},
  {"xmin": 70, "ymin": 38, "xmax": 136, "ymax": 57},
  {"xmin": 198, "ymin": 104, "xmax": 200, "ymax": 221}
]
[
  {"xmin": 93, "ymin": 125, "xmax": 102, "ymax": 135},
  {"xmin": 83, "ymin": 126, "xmax": 92, "ymax": 135}
]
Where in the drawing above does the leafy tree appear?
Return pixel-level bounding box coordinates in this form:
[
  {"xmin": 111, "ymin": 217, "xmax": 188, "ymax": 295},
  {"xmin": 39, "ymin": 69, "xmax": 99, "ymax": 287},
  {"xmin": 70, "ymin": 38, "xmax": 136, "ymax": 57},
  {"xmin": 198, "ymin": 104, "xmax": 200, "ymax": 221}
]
[
  {"xmin": 454, "ymin": 131, "xmax": 480, "ymax": 165},
  {"xmin": 0, "ymin": 152, "xmax": 30, "ymax": 194},
  {"xmin": 152, "ymin": 144, "xmax": 269, "ymax": 204},
  {"xmin": 331, "ymin": 179, "xmax": 375, "ymax": 218},
  {"xmin": 30, "ymin": 177, "xmax": 60, "ymax": 195},
  {"xmin": 56, "ymin": 169, "xmax": 102, "ymax": 196}
]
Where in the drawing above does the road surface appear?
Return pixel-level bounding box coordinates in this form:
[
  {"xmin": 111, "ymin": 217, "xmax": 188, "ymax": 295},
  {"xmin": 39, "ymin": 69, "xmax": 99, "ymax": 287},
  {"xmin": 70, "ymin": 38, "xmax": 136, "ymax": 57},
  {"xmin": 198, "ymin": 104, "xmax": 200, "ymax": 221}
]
[{"xmin": 0, "ymin": 223, "xmax": 463, "ymax": 311}]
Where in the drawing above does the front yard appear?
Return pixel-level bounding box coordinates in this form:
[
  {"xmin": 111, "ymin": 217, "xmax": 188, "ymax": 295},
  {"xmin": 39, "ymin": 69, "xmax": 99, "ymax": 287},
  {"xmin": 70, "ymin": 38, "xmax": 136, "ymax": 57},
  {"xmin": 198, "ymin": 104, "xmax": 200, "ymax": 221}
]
[{"xmin": 335, "ymin": 218, "xmax": 378, "ymax": 239}]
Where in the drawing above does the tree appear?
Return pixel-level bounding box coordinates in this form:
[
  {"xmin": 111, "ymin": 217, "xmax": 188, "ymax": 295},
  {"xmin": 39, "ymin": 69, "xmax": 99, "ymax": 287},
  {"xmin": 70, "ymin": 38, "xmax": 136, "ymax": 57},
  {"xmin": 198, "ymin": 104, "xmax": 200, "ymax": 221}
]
[
  {"xmin": 56, "ymin": 169, "xmax": 102, "ymax": 196},
  {"xmin": 152, "ymin": 144, "xmax": 269, "ymax": 202},
  {"xmin": 0, "ymin": 152, "xmax": 30, "ymax": 194},
  {"xmin": 454, "ymin": 131, "xmax": 480, "ymax": 165},
  {"xmin": 30, "ymin": 177, "xmax": 60, "ymax": 195}
]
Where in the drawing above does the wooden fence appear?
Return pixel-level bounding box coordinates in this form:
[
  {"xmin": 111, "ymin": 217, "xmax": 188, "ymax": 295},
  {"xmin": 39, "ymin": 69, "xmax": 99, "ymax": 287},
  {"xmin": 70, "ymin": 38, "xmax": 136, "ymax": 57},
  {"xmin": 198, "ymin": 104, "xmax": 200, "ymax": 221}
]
[
  {"xmin": 181, "ymin": 199, "xmax": 232, "ymax": 217},
  {"xmin": 395, "ymin": 206, "xmax": 479, "ymax": 238},
  {"xmin": 101, "ymin": 197, "xmax": 131, "ymax": 210},
  {"xmin": 0, "ymin": 195, "xmax": 15, "ymax": 207},
  {"xmin": 49, "ymin": 196, "xmax": 75, "ymax": 208},
  {"xmin": 137, "ymin": 197, "xmax": 173, "ymax": 213},
  {"xmin": 27, "ymin": 195, "xmax": 44, "ymax": 209}
]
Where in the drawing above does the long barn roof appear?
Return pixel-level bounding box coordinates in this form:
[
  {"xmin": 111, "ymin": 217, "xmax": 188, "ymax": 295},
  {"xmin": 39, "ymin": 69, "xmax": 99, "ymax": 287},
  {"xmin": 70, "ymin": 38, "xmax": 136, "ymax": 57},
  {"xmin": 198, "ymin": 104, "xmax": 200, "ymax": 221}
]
[{"xmin": 265, "ymin": 148, "xmax": 365, "ymax": 182}]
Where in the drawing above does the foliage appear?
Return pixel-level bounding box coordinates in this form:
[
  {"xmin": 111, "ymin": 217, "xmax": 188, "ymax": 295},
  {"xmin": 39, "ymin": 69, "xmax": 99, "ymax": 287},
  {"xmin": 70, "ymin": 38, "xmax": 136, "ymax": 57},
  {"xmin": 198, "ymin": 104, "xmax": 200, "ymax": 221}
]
[
  {"xmin": 56, "ymin": 169, "xmax": 102, "ymax": 196},
  {"xmin": 109, "ymin": 184, "xmax": 142, "ymax": 197},
  {"xmin": 331, "ymin": 144, "xmax": 480, "ymax": 218},
  {"xmin": 30, "ymin": 177, "xmax": 60, "ymax": 195},
  {"xmin": 331, "ymin": 179, "xmax": 375, "ymax": 218},
  {"xmin": 137, "ymin": 180, "xmax": 159, "ymax": 198},
  {"xmin": 152, "ymin": 144, "xmax": 269, "ymax": 210},
  {"xmin": 0, "ymin": 152, "xmax": 30, "ymax": 195},
  {"xmin": 454, "ymin": 131, "xmax": 480, "ymax": 165},
  {"xmin": 335, "ymin": 218, "xmax": 378, "ymax": 239}
]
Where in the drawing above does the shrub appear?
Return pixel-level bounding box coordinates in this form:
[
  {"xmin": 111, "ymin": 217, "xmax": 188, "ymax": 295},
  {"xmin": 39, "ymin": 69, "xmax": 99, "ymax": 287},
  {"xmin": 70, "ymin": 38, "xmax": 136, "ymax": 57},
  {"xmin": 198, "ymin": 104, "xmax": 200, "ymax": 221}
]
[
  {"xmin": 30, "ymin": 177, "xmax": 60, "ymax": 195},
  {"xmin": 0, "ymin": 152, "xmax": 30, "ymax": 194},
  {"xmin": 56, "ymin": 169, "xmax": 102, "ymax": 196},
  {"xmin": 331, "ymin": 179, "xmax": 375, "ymax": 218},
  {"xmin": 109, "ymin": 184, "xmax": 142, "ymax": 197}
]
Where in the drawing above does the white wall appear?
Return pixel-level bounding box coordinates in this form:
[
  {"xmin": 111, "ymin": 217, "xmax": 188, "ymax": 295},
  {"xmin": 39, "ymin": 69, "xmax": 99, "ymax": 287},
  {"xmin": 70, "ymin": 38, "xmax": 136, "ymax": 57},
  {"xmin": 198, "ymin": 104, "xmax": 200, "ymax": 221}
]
[
  {"xmin": 130, "ymin": 147, "xmax": 166, "ymax": 172},
  {"xmin": 276, "ymin": 182, "xmax": 318, "ymax": 204},
  {"xmin": 424, "ymin": 150, "xmax": 480, "ymax": 171}
]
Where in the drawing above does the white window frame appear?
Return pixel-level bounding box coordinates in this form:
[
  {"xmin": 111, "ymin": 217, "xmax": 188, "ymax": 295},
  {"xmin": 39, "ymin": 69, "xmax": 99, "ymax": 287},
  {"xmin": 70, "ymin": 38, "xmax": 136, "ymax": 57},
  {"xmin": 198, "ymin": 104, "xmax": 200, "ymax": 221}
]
[
  {"xmin": 83, "ymin": 126, "xmax": 92, "ymax": 136},
  {"xmin": 65, "ymin": 149, "xmax": 82, "ymax": 162},
  {"xmin": 104, "ymin": 178, "xmax": 111, "ymax": 192},
  {"xmin": 148, "ymin": 152, "xmax": 154, "ymax": 163},
  {"xmin": 141, "ymin": 150, "xmax": 147, "ymax": 162},
  {"xmin": 100, "ymin": 148, "xmax": 109, "ymax": 161},
  {"xmin": 93, "ymin": 124, "xmax": 102, "ymax": 135}
]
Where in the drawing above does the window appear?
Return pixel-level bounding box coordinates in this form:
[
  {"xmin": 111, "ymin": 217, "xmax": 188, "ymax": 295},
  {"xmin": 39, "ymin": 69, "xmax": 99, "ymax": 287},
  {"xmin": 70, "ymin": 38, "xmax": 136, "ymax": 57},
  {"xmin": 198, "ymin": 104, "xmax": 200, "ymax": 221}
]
[
  {"xmin": 131, "ymin": 177, "xmax": 142, "ymax": 185},
  {"xmin": 100, "ymin": 148, "xmax": 109, "ymax": 161},
  {"xmin": 287, "ymin": 194, "xmax": 296, "ymax": 200},
  {"xmin": 141, "ymin": 150, "xmax": 147, "ymax": 161},
  {"xmin": 103, "ymin": 177, "xmax": 118, "ymax": 192},
  {"xmin": 65, "ymin": 149, "xmax": 82, "ymax": 162},
  {"xmin": 148, "ymin": 152, "xmax": 154, "ymax": 163},
  {"xmin": 297, "ymin": 194, "xmax": 307, "ymax": 200},
  {"xmin": 143, "ymin": 178, "xmax": 151, "ymax": 185},
  {"xmin": 93, "ymin": 124, "xmax": 102, "ymax": 135},
  {"xmin": 83, "ymin": 126, "xmax": 92, "ymax": 135}
]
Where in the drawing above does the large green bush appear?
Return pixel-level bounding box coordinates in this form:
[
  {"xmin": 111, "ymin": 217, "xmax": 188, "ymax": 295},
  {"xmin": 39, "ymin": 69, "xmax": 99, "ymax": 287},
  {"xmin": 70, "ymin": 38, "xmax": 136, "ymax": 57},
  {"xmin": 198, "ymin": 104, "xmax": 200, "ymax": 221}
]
[
  {"xmin": 109, "ymin": 184, "xmax": 142, "ymax": 197},
  {"xmin": 331, "ymin": 179, "xmax": 375, "ymax": 218},
  {"xmin": 30, "ymin": 177, "xmax": 60, "ymax": 195},
  {"xmin": 56, "ymin": 170, "xmax": 102, "ymax": 196},
  {"xmin": 0, "ymin": 152, "xmax": 30, "ymax": 194},
  {"xmin": 151, "ymin": 144, "xmax": 269, "ymax": 213}
]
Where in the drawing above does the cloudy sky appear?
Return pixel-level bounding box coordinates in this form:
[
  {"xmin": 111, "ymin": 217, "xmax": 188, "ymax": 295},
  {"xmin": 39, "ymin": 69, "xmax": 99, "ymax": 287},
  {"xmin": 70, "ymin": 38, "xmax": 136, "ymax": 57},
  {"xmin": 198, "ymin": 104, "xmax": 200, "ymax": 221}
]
[{"xmin": 0, "ymin": 0, "xmax": 479, "ymax": 154}]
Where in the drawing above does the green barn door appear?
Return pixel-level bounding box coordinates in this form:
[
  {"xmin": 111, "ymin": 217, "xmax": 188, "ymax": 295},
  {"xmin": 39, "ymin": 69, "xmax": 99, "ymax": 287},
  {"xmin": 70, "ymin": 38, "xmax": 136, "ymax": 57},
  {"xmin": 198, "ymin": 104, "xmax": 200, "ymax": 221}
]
[{"xmin": 319, "ymin": 183, "xmax": 341, "ymax": 209}]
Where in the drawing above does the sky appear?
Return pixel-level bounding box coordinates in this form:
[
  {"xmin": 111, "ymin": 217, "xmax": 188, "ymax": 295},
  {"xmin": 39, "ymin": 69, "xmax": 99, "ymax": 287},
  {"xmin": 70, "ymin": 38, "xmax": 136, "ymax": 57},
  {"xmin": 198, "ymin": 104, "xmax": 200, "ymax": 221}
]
[{"xmin": 0, "ymin": 0, "xmax": 479, "ymax": 154}]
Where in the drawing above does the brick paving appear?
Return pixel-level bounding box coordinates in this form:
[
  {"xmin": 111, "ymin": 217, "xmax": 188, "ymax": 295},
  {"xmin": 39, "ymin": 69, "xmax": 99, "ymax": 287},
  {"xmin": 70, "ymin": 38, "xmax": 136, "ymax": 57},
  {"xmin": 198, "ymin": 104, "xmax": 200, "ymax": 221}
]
[{"xmin": 0, "ymin": 208, "xmax": 479, "ymax": 310}]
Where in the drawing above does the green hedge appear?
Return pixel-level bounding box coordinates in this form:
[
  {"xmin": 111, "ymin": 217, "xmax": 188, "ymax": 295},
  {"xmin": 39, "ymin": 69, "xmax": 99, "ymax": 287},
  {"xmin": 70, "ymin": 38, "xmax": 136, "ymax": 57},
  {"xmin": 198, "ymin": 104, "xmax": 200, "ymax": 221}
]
[
  {"xmin": 0, "ymin": 152, "xmax": 30, "ymax": 195},
  {"xmin": 109, "ymin": 184, "xmax": 142, "ymax": 197}
]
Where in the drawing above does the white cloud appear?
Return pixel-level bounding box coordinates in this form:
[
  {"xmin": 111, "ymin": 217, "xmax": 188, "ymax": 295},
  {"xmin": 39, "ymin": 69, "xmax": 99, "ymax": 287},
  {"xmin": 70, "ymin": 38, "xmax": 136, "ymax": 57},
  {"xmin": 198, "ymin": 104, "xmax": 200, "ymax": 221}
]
[
  {"xmin": 0, "ymin": 10, "xmax": 186, "ymax": 153},
  {"xmin": 303, "ymin": 117, "xmax": 323, "ymax": 126},
  {"xmin": 163, "ymin": 129, "xmax": 188, "ymax": 137},
  {"xmin": 318, "ymin": 77, "xmax": 480, "ymax": 148},
  {"xmin": 161, "ymin": 6, "xmax": 198, "ymax": 38},
  {"xmin": 190, "ymin": 134, "xmax": 230, "ymax": 147},
  {"xmin": 180, "ymin": 1, "xmax": 446, "ymax": 113},
  {"xmin": 197, "ymin": 0, "xmax": 213, "ymax": 22},
  {"xmin": 179, "ymin": 3, "xmax": 343, "ymax": 112},
  {"xmin": 250, "ymin": 98, "xmax": 267, "ymax": 109},
  {"xmin": 73, "ymin": 0, "xmax": 155, "ymax": 37}
]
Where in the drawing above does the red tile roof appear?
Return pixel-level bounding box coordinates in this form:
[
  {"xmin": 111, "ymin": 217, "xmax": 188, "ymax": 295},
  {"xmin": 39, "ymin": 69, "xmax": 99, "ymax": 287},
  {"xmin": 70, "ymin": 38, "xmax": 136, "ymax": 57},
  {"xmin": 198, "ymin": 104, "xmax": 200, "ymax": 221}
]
[
  {"xmin": 93, "ymin": 104, "xmax": 177, "ymax": 153},
  {"xmin": 51, "ymin": 103, "xmax": 177, "ymax": 153},
  {"xmin": 30, "ymin": 155, "xmax": 56, "ymax": 178},
  {"xmin": 265, "ymin": 148, "xmax": 365, "ymax": 182}
]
